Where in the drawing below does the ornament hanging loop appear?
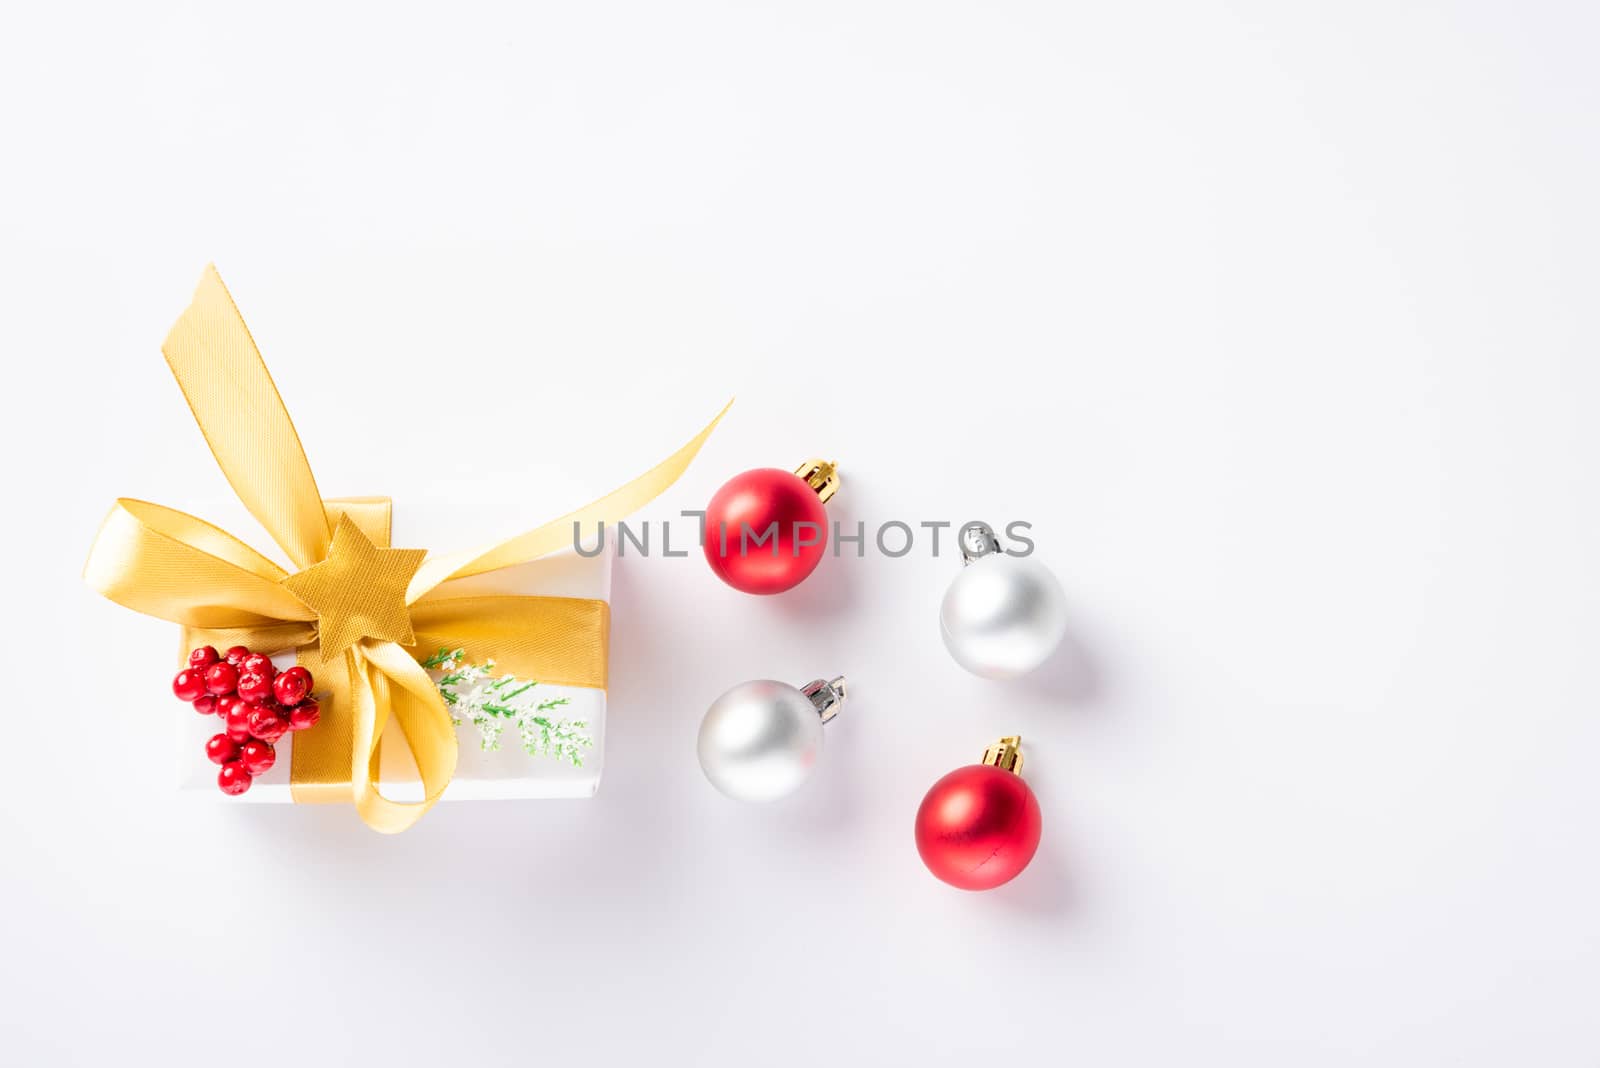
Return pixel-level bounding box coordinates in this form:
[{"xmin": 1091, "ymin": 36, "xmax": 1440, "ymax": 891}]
[
  {"xmin": 794, "ymin": 458, "xmax": 841, "ymax": 504},
  {"xmin": 958, "ymin": 521, "xmax": 1003, "ymax": 564},
  {"xmin": 802, "ymin": 675, "xmax": 847, "ymax": 722},
  {"xmin": 981, "ymin": 735, "xmax": 1024, "ymax": 775}
]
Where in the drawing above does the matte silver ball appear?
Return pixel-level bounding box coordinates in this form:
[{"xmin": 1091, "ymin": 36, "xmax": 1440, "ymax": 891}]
[
  {"xmin": 940, "ymin": 555, "xmax": 1069, "ymax": 679},
  {"xmin": 698, "ymin": 680, "xmax": 824, "ymax": 801}
]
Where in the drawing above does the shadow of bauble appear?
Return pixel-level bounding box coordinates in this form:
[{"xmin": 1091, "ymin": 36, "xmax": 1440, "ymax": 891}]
[
  {"xmin": 769, "ymin": 493, "xmax": 863, "ymax": 619},
  {"xmin": 991, "ymin": 827, "xmax": 1078, "ymax": 917},
  {"xmin": 1004, "ymin": 613, "xmax": 1104, "ymax": 706},
  {"xmin": 771, "ymin": 545, "xmax": 860, "ymax": 619}
]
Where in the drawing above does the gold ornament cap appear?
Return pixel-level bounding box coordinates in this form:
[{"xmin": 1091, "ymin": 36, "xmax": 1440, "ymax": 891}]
[
  {"xmin": 981, "ymin": 735, "xmax": 1024, "ymax": 775},
  {"xmin": 794, "ymin": 458, "xmax": 841, "ymax": 504}
]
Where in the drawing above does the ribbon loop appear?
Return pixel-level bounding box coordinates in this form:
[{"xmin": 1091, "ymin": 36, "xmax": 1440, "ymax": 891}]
[
  {"xmin": 352, "ymin": 641, "xmax": 459, "ymax": 833},
  {"xmin": 85, "ymin": 499, "xmax": 315, "ymax": 629},
  {"xmin": 161, "ymin": 266, "xmax": 331, "ymax": 570},
  {"xmin": 404, "ymin": 400, "xmax": 732, "ymax": 603}
]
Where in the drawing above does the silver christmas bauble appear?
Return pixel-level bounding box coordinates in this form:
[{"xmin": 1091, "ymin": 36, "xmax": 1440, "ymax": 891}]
[
  {"xmin": 697, "ymin": 677, "xmax": 845, "ymax": 801},
  {"xmin": 940, "ymin": 525, "xmax": 1068, "ymax": 680}
]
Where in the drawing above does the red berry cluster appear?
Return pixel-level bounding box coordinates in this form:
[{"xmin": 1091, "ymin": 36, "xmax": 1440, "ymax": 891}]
[{"xmin": 173, "ymin": 645, "xmax": 321, "ymax": 796}]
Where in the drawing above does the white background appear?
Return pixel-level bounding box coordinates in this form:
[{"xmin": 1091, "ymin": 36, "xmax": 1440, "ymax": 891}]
[{"xmin": 1, "ymin": 3, "xmax": 1596, "ymax": 1065}]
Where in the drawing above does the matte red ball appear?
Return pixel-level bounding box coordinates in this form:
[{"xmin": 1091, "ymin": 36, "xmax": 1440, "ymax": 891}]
[
  {"xmin": 189, "ymin": 646, "xmax": 221, "ymax": 670},
  {"xmin": 240, "ymin": 653, "xmax": 275, "ymax": 678},
  {"xmin": 217, "ymin": 761, "xmax": 252, "ymax": 795},
  {"xmin": 915, "ymin": 765, "xmax": 1042, "ymax": 891},
  {"xmin": 205, "ymin": 734, "xmax": 240, "ymax": 766},
  {"xmin": 239, "ymin": 740, "xmax": 276, "ymax": 776},
  {"xmin": 204, "ymin": 662, "xmax": 239, "ymax": 696},
  {"xmin": 273, "ymin": 666, "xmax": 313, "ymax": 707},
  {"xmin": 172, "ymin": 668, "xmax": 208, "ymax": 702},
  {"xmin": 192, "ymin": 695, "xmax": 218, "ymax": 717},
  {"xmin": 703, "ymin": 468, "xmax": 829, "ymax": 595},
  {"xmin": 235, "ymin": 671, "xmax": 272, "ymax": 703},
  {"xmin": 288, "ymin": 699, "xmax": 321, "ymax": 732}
]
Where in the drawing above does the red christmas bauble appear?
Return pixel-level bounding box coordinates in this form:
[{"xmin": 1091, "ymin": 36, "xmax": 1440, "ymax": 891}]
[
  {"xmin": 704, "ymin": 466, "xmax": 832, "ymax": 594},
  {"xmin": 915, "ymin": 764, "xmax": 1042, "ymax": 891}
]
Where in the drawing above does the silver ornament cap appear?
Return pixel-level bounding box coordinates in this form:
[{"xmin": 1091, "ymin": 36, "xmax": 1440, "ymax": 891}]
[
  {"xmin": 940, "ymin": 523, "xmax": 1068, "ymax": 679},
  {"xmin": 697, "ymin": 676, "xmax": 846, "ymax": 801}
]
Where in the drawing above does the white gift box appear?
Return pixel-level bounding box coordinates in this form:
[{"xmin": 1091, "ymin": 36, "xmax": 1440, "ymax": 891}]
[{"xmin": 177, "ymin": 492, "xmax": 613, "ymax": 802}]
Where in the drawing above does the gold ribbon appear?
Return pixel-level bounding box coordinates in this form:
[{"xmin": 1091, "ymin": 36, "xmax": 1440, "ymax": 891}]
[{"xmin": 84, "ymin": 265, "xmax": 726, "ymax": 833}]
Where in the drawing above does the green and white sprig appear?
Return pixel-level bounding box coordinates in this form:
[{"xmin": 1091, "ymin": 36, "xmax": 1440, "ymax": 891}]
[{"xmin": 423, "ymin": 648, "xmax": 593, "ymax": 766}]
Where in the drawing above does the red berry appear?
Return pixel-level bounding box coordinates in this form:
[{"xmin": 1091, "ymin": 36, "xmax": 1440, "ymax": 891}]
[
  {"xmin": 216, "ymin": 694, "xmax": 241, "ymax": 719},
  {"xmin": 189, "ymin": 646, "xmax": 220, "ymax": 669},
  {"xmin": 244, "ymin": 701, "xmax": 275, "ymax": 736},
  {"xmin": 172, "ymin": 668, "xmax": 208, "ymax": 702},
  {"xmin": 273, "ymin": 666, "xmax": 313, "ymax": 706},
  {"xmin": 246, "ymin": 702, "xmax": 290, "ymax": 742},
  {"xmin": 288, "ymin": 699, "xmax": 321, "ymax": 731},
  {"xmin": 240, "ymin": 653, "xmax": 275, "ymax": 678},
  {"xmin": 256, "ymin": 716, "xmax": 290, "ymax": 744},
  {"xmin": 205, "ymin": 734, "xmax": 240, "ymax": 765},
  {"xmin": 236, "ymin": 671, "xmax": 272, "ymax": 702},
  {"xmin": 204, "ymin": 662, "xmax": 239, "ymax": 695},
  {"xmin": 224, "ymin": 645, "xmax": 250, "ymax": 665},
  {"xmin": 224, "ymin": 703, "xmax": 254, "ymax": 742},
  {"xmin": 218, "ymin": 761, "xmax": 252, "ymax": 795},
  {"xmin": 192, "ymin": 695, "xmax": 218, "ymax": 716},
  {"xmin": 239, "ymin": 740, "xmax": 276, "ymax": 776}
]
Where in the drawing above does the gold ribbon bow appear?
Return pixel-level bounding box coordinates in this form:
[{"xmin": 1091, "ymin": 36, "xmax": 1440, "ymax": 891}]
[{"xmin": 84, "ymin": 266, "xmax": 726, "ymax": 833}]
